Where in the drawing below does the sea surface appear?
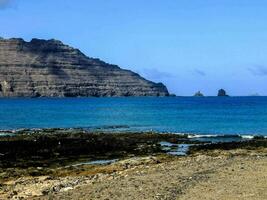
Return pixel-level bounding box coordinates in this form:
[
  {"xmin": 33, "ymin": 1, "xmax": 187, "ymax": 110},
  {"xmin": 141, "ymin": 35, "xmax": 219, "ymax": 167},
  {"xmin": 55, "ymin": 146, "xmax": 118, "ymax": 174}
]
[{"xmin": 0, "ymin": 97, "xmax": 267, "ymax": 136}]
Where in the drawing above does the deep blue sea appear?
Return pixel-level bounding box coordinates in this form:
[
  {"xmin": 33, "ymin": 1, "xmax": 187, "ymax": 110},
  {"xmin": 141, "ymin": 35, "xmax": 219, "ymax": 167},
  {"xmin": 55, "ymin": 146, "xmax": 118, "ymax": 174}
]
[{"xmin": 0, "ymin": 97, "xmax": 267, "ymax": 136}]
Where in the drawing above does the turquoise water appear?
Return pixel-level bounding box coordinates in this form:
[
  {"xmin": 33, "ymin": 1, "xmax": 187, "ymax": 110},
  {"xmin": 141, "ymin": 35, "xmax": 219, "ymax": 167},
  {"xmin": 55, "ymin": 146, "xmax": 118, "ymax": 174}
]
[{"xmin": 0, "ymin": 97, "xmax": 267, "ymax": 136}]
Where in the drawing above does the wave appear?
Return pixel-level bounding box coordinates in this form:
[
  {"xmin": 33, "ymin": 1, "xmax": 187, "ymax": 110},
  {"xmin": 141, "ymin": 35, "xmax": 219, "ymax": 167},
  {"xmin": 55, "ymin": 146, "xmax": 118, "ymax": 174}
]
[
  {"xmin": 185, "ymin": 133, "xmax": 267, "ymax": 141},
  {"xmin": 187, "ymin": 134, "xmax": 219, "ymax": 139},
  {"xmin": 240, "ymin": 135, "xmax": 255, "ymax": 139}
]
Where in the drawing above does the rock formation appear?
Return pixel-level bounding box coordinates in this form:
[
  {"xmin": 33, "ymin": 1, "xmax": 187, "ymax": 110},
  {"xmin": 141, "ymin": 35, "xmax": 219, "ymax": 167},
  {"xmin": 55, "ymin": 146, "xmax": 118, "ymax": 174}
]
[
  {"xmin": 0, "ymin": 38, "xmax": 169, "ymax": 97},
  {"xmin": 217, "ymin": 89, "xmax": 228, "ymax": 97},
  {"xmin": 194, "ymin": 91, "xmax": 204, "ymax": 97}
]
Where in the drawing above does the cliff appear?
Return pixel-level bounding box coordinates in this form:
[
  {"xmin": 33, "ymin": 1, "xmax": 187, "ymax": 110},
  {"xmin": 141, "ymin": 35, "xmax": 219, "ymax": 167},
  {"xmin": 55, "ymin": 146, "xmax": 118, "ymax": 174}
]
[{"xmin": 0, "ymin": 38, "xmax": 169, "ymax": 97}]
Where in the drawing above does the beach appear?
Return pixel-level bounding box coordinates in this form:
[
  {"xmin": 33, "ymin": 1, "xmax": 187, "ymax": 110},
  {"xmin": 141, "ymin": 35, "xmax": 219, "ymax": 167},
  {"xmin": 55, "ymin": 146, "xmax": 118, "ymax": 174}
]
[
  {"xmin": 37, "ymin": 149, "xmax": 267, "ymax": 200},
  {"xmin": 0, "ymin": 130, "xmax": 266, "ymax": 199}
]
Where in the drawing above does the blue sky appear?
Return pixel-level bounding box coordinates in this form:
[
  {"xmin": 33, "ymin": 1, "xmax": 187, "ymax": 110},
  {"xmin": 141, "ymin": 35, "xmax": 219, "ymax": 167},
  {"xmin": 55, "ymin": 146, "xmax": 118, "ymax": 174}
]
[{"xmin": 1, "ymin": 0, "xmax": 267, "ymax": 96}]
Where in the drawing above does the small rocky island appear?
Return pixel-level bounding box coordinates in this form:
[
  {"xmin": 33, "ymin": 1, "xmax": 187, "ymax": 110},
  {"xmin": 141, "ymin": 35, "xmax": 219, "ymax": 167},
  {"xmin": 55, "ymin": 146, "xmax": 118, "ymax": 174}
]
[
  {"xmin": 217, "ymin": 89, "xmax": 229, "ymax": 97},
  {"xmin": 0, "ymin": 38, "xmax": 169, "ymax": 97},
  {"xmin": 194, "ymin": 91, "xmax": 204, "ymax": 97}
]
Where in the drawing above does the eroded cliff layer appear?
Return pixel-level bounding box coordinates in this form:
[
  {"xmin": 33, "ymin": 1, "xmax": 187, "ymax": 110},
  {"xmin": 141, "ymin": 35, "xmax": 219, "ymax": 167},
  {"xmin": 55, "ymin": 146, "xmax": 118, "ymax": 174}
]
[{"xmin": 0, "ymin": 38, "xmax": 169, "ymax": 97}]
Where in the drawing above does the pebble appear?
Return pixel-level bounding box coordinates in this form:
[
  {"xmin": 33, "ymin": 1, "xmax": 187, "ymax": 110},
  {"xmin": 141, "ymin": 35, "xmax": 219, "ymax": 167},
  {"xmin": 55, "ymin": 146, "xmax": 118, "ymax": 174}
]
[{"xmin": 60, "ymin": 187, "xmax": 74, "ymax": 192}]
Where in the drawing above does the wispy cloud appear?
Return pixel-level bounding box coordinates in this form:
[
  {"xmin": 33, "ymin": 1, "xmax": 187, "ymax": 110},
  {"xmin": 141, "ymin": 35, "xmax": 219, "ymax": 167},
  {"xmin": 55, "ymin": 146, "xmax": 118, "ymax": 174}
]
[
  {"xmin": 141, "ymin": 68, "xmax": 174, "ymax": 80},
  {"xmin": 0, "ymin": 0, "xmax": 14, "ymax": 9},
  {"xmin": 248, "ymin": 65, "xmax": 267, "ymax": 76},
  {"xmin": 192, "ymin": 69, "xmax": 206, "ymax": 76}
]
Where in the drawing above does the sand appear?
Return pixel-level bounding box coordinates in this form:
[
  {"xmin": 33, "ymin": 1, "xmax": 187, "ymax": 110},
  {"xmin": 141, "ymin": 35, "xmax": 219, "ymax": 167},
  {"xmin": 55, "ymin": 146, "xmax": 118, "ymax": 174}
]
[{"xmin": 1, "ymin": 148, "xmax": 266, "ymax": 200}]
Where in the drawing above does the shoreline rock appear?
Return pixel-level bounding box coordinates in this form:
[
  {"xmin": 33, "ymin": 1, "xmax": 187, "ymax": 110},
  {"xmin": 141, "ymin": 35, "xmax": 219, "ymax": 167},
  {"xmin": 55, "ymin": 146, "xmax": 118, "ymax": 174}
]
[
  {"xmin": 0, "ymin": 129, "xmax": 266, "ymax": 170},
  {"xmin": 0, "ymin": 130, "xmax": 190, "ymax": 169}
]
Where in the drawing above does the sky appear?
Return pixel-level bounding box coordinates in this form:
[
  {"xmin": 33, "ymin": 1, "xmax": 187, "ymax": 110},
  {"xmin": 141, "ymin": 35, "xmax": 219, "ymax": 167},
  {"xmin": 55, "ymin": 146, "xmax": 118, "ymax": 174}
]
[{"xmin": 1, "ymin": 0, "xmax": 267, "ymax": 96}]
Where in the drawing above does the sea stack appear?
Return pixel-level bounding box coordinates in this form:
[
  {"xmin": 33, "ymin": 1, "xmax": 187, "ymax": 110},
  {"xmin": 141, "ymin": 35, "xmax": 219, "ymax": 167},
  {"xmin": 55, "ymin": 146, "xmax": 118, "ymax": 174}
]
[
  {"xmin": 194, "ymin": 91, "xmax": 204, "ymax": 97},
  {"xmin": 217, "ymin": 89, "xmax": 229, "ymax": 97},
  {"xmin": 0, "ymin": 38, "xmax": 169, "ymax": 97}
]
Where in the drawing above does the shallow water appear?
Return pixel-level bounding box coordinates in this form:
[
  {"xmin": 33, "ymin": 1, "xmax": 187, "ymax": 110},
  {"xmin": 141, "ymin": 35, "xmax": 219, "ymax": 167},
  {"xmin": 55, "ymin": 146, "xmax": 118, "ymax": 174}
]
[
  {"xmin": 0, "ymin": 97, "xmax": 267, "ymax": 136},
  {"xmin": 71, "ymin": 159, "xmax": 119, "ymax": 167},
  {"xmin": 160, "ymin": 142, "xmax": 191, "ymax": 156}
]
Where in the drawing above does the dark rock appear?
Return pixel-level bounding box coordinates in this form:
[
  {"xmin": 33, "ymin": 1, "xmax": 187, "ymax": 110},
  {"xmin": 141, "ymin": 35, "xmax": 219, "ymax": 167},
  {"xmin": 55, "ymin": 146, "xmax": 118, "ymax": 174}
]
[
  {"xmin": 194, "ymin": 91, "xmax": 204, "ymax": 97},
  {"xmin": 0, "ymin": 130, "xmax": 189, "ymax": 168},
  {"xmin": 0, "ymin": 38, "xmax": 169, "ymax": 97},
  {"xmin": 188, "ymin": 139, "xmax": 267, "ymax": 154},
  {"xmin": 217, "ymin": 89, "xmax": 229, "ymax": 97}
]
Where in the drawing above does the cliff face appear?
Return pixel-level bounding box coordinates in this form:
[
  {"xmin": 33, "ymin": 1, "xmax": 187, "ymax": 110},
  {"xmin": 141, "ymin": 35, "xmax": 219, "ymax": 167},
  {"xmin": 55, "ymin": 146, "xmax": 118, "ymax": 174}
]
[{"xmin": 0, "ymin": 38, "xmax": 169, "ymax": 97}]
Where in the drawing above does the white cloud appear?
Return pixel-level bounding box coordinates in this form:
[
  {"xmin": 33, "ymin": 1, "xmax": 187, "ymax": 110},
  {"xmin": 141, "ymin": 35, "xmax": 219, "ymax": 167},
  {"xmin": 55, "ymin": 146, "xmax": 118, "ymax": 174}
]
[
  {"xmin": 192, "ymin": 69, "xmax": 206, "ymax": 76},
  {"xmin": 141, "ymin": 68, "xmax": 174, "ymax": 80},
  {"xmin": 248, "ymin": 65, "xmax": 267, "ymax": 76}
]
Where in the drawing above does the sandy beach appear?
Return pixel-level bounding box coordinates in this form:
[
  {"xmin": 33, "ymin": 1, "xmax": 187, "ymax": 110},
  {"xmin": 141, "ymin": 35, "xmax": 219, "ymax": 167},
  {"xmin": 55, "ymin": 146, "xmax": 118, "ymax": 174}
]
[{"xmin": 37, "ymin": 149, "xmax": 267, "ymax": 200}]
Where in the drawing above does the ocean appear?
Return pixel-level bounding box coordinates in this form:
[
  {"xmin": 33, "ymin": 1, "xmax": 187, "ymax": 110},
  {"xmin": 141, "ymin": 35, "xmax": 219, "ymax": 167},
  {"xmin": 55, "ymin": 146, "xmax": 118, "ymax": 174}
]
[{"xmin": 0, "ymin": 97, "xmax": 267, "ymax": 136}]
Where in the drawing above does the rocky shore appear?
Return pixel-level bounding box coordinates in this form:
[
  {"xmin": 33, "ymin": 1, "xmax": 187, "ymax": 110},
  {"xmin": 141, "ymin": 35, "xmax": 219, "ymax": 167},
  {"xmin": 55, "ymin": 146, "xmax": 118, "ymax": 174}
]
[
  {"xmin": 0, "ymin": 129, "xmax": 266, "ymax": 199},
  {"xmin": 0, "ymin": 129, "xmax": 192, "ymax": 169}
]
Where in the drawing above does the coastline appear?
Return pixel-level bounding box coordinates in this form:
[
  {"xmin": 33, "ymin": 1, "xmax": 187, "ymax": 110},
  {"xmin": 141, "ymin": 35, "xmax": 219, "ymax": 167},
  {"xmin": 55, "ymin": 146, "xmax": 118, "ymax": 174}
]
[
  {"xmin": 0, "ymin": 129, "xmax": 266, "ymax": 199},
  {"xmin": 1, "ymin": 127, "xmax": 266, "ymax": 139}
]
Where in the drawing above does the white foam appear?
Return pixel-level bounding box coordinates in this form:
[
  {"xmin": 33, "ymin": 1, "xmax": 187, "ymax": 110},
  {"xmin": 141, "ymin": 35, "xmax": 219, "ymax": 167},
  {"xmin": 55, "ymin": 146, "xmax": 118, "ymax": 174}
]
[
  {"xmin": 240, "ymin": 135, "xmax": 254, "ymax": 139},
  {"xmin": 187, "ymin": 134, "xmax": 218, "ymax": 139}
]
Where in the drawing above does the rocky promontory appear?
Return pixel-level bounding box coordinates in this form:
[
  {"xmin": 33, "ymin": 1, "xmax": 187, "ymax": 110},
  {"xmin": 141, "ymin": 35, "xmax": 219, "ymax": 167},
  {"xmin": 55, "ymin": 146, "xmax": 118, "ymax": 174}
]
[{"xmin": 0, "ymin": 38, "xmax": 169, "ymax": 97}]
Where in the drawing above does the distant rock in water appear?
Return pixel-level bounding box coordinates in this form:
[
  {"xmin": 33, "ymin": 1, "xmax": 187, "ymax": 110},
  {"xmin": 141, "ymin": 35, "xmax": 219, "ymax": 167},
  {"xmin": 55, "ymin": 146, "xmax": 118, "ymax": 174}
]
[
  {"xmin": 194, "ymin": 91, "xmax": 204, "ymax": 97},
  {"xmin": 249, "ymin": 93, "xmax": 260, "ymax": 96},
  {"xmin": 0, "ymin": 38, "xmax": 169, "ymax": 97},
  {"xmin": 217, "ymin": 89, "xmax": 229, "ymax": 97}
]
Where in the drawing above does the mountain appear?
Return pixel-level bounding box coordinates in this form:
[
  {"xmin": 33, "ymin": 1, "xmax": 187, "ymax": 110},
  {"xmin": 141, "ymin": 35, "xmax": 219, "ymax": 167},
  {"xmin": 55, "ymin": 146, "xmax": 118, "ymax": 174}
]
[{"xmin": 0, "ymin": 38, "xmax": 169, "ymax": 97}]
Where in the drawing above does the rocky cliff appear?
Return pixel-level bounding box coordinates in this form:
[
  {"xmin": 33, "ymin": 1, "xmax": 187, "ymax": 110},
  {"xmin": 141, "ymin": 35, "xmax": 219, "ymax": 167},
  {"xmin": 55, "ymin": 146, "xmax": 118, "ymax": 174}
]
[{"xmin": 0, "ymin": 38, "xmax": 169, "ymax": 97}]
